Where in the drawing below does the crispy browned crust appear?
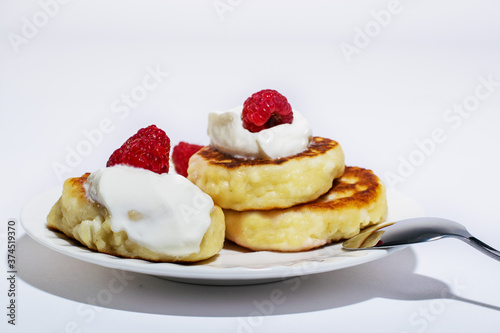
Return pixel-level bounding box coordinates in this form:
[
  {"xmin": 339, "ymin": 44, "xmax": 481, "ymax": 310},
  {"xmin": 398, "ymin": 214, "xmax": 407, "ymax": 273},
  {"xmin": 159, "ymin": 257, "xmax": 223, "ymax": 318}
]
[
  {"xmin": 305, "ymin": 166, "xmax": 383, "ymax": 210},
  {"xmin": 197, "ymin": 136, "xmax": 339, "ymax": 168},
  {"xmin": 67, "ymin": 172, "xmax": 90, "ymax": 194}
]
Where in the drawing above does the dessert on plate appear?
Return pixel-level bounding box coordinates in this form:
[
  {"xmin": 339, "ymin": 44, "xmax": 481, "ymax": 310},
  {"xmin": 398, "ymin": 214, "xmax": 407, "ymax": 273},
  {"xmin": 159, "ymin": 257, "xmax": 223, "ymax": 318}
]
[
  {"xmin": 47, "ymin": 88, "xmax": 388, "ymax": 260},
  {"xmin": 183, "ymin": 89, "xmax": 388, "ymax": 252},
  {"xmin": 47, "ymin": 125, "xmax": 225, "ymax": 262}
]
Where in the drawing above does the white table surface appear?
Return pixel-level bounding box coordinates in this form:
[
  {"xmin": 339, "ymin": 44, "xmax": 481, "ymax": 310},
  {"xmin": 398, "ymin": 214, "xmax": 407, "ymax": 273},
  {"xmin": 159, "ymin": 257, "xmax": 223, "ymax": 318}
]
[{"xmin": 1, "ymin": 1, "xmax": 500, "ymax": 332}]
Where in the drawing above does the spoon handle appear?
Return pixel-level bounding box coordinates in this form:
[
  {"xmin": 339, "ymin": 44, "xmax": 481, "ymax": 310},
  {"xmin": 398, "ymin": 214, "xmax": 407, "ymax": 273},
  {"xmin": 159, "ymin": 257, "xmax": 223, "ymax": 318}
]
[{"xmin": 461, "ymin": 237, "xmax": 500, "ymax": 262}]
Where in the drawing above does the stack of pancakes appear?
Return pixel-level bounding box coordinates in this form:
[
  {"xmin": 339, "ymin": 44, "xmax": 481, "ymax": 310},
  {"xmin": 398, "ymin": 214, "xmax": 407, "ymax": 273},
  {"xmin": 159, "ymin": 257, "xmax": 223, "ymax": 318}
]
[{"xmin": 188, "ymin": 136, "xmax": 388, "ymax": 252}]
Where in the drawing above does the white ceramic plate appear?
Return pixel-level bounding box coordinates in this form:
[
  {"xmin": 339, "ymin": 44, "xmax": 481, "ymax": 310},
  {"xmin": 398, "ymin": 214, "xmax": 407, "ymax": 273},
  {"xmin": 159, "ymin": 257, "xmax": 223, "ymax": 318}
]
[{"xmin": 21, "ymin": 186, "xmax": 424, "ymax": 285}]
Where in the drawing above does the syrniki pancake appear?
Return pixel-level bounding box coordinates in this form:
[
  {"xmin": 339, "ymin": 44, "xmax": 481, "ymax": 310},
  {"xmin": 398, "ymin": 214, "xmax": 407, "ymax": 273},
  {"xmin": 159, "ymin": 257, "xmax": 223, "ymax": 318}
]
[
  {"xmin": 47, "ymin": 173, "xmax": 225, "ymax": 262},
  {"xmin": 187, "ymin": 137, "xmax": 345, "ymax": 211},
  {"xmin": 223, "ymin": 166, "xmax": 388, "ymax": 252}
]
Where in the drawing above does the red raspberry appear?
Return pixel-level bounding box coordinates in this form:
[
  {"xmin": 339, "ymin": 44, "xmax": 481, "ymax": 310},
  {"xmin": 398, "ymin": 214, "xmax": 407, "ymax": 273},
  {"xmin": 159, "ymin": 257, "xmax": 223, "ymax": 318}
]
[
  {"xmin": 241, "ymin": 89, "xmax": 293, "ymax": 133},
  {"xmin": 172, "ymin": 141, "xmax": 204, "ymax": 177},
  {"xmin": 106, "ymin": 125, "xmax": 171, "ymax": 174}
]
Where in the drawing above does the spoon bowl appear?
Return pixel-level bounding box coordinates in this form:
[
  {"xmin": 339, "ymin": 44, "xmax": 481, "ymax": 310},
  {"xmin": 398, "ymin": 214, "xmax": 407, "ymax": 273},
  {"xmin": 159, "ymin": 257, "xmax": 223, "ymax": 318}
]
[{"xmin": 343, "ymin": 217, "xmax": 500, "ymax": 262}]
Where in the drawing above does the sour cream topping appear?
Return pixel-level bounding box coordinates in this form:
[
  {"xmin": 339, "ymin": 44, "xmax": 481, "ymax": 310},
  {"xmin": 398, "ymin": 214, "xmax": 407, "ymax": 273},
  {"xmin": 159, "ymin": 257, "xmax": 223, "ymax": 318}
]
[
  {"xmin": 85, "ymin": 165, "xmax": 213, "ymax": 257},
  {"xmin": 207, "ymin": 106, "xmax": 312, "ymax": 159}
]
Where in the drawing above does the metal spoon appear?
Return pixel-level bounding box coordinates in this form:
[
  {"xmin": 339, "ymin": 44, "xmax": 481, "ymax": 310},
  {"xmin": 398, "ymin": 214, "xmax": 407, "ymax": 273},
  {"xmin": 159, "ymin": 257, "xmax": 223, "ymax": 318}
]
[{"xmin": 343, "ymin": 217, "xmax": 500, "ymax": 262}]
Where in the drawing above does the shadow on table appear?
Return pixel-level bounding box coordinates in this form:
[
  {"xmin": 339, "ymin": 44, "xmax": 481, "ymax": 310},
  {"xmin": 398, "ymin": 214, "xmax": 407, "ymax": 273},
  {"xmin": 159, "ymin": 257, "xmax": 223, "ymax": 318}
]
[{"xmin": 18, "ymin": 234, "xmax": 500, "ymax": 317}]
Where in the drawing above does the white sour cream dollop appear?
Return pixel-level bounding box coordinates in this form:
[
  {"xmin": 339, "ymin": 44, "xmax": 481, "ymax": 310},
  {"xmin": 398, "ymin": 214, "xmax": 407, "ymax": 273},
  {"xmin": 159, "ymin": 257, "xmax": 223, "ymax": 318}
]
[
  {"xmin": 207, "ymin": 106, "xmax": 312, "ymax": 159},
  {"xmin": 85, "ymin": 165, "xmax": 213, "ymax": 256}
]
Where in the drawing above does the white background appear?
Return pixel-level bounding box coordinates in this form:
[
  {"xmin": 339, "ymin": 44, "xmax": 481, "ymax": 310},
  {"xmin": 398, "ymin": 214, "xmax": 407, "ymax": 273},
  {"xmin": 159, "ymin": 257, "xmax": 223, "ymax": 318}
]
[{"xmin": 1, "ymin": 0, "xmax": 500, "ymax": 332}]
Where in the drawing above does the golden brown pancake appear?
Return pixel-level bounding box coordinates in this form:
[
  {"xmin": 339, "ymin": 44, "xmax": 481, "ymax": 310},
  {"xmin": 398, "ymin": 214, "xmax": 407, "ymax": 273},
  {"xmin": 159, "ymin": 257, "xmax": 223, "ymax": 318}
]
[
  {"xmin": 187, "ymin": 137, "xmax": 345, "ymax": 211},
  {"xmin": 223, "ymin": 166, "xmax": 387, "ymax": 252},
  {"xmin": 47, "ymin": 173, "xmax": 225, "ymax": 262}
]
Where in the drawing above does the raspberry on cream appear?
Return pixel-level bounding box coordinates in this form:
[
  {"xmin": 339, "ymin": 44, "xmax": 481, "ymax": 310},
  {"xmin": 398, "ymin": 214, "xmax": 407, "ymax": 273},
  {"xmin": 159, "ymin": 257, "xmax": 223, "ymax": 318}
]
[
  {"xmin": 106, "ymin": 125, "xmax": 171, "ymax": 174},
  {"xmin": 242, "ymin": 89, "xmax": 293, "ymax": 133},
  {"xmin": 207, "ymin": 106, "xmax": 312, "ymax": 159},
  {"xmin": 85, "ymin": 165, "xmax": 213, "ymax": 256}
]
